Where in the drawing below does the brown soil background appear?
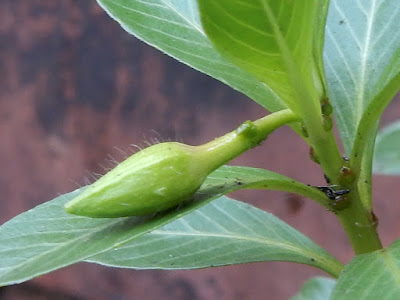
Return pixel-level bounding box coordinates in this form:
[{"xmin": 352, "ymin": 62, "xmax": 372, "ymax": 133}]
[{"xmin": 1, "ymin": 1, "xmax": 399, "ymax": 299}]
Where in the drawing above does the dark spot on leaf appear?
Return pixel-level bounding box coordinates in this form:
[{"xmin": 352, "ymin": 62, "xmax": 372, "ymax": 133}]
[{"xmin": 234, "ymin": 179, "xmax": 243, "ymax": 186}]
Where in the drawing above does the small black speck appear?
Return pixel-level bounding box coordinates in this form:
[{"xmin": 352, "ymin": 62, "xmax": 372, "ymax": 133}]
[
  {"xmin": 311, "ymin": 258, "xmax": 315, "ymax": 262},
  {"xmin": 339, "ymin": 19, "xmax": 345, "ymax": 25}
]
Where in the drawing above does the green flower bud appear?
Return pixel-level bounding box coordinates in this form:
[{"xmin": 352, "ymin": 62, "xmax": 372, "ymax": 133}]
[
  {"xmin": 65, "ymin": 142, "xmax": 212, "ymax": 217},
  {"xmin": 64, "ymin": 109, "xmax": 299, "ymax": 218}
]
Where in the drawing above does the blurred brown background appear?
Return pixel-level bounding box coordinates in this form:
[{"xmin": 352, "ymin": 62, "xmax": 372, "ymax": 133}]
[{"xmin": 1, "ymin": 1, "xmax": 400, "ymax": 299}]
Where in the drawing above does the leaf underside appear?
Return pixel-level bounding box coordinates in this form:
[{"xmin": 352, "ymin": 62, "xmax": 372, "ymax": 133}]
[
  {"xmin": 0, "ymin": 166, "xmax": 338, "ymax": 286},
  {"xmin": 331, "ymin": 239, "xmax": 400, "ymax": 299},
  {"xmin": 324, "ymin": 0, "xmax": 400, "ymax": 154},
  {"xmin": 373, "ymin": 120, "xmax": 400, "ymax": 175},
  {"xmin": 88, "ymin": 196, "xmax": 342, "ymax": 277},
  {"xmin": 291, "ymin": 276, "xmax": 336, "ymax": 300}
]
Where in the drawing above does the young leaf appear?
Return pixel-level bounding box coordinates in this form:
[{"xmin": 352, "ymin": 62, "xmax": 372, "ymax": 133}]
[
  {"xmin": 197, "ymin": 0, "xmax": 329, "ymax": 115},
  {"xmin": 0, "ymin": 165, "xmax": 328, "ymax": 286},
  {"xmin": 95, "ymin": 0, "xmax": 285, "ymax": 112},
  {"xmin": 291, "ymin": 277, "xmax": 336, "ymax": 300},
  {"xmin": 324, "ymin": 0, "xmax": 400, "ymax": 155},
  {"xmin": 88, "ymin": 196, "xmax": 343, "ymax": 277},
  {"xmin": 331, "ymin": 239, "xmax": 400, "ymax": 299},
  {"xmin": 373, "ymin": 120, "xmax": 400, "ymax": 175}
]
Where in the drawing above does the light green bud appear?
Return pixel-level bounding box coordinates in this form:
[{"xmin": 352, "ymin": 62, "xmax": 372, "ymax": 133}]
[
  {"xmin": 64, "ymin": 122, "xmax": 261, "ymax": 218},
  {"xmin": 64, "ymin": 109, "xmax": 298, "ymax": 218},
  {"xmin": 65, "ymin": 143, "xmax": 212, "ymax": 217}
]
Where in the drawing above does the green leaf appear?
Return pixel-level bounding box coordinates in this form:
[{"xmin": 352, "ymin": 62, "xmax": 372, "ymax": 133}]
[
  {"xmin": 0, "ymin": 165, "xmax": 328, "ymax": 286},
  {"xmin": 291, "ymin": 277, "xmax": 336, "ymax": 300},
  {"xmin": 331, "ymin": 239, "xmax": 400, "ymax": 299},
  {"xmin": 88, "ymin": 196, "xmax": 343, "ymax": 277},
  {"xmin": 324, "ymin": 0, "xmax": 400, "ymax": 154},
  {"xmin": 197, "ymin": 0, "xmax": 328, "ymax": 115},
  {"xmin": 373, "ymin": 120, "xmax": 400, "ymax": 175},
  {"xmin": 95, "ymin": 0, "xmax": 285, "ymax": 112},
  {"xmin": 0, "ymin": 189, "xmax": 215, "ymax": 287}
]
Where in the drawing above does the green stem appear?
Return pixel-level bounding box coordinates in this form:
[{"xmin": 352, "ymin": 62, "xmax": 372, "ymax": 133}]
[
  {"xmin": 336, "ymin": 183, "xmax": 382, "ymax": 254},
  {"xmin": 306, "ymin": 116, "xmax": 344, "ymax": 183},
  {"xmin": 198, "ymin": 109, "xmax": 301, "ymax": 170},
  {"xmin": 310, "ymin": 120, "xmax": 382, "ymax": 254},
  {"xmin": 298, "ymin": 101, "xmax": 382, "ymax": 254}
]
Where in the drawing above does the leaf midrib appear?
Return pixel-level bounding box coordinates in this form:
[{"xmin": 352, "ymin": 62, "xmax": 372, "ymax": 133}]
[
  {"xmin": 160, "ymin": 0, "xmax": 205, "ymax": 35},
  {"xmin": 380, "ymin": 250, "xmax": 400, "ymax": 286},
  {"xmin": 357, "ymin": 0, "xmax": 377, "ymax": 119},
  {"xmin": 150, "ymin": 230, "xmax": 330, "ymax": 262},
  {"xmin": 0, "ymin": 218, "xmax": 124, "ymax": 281}
]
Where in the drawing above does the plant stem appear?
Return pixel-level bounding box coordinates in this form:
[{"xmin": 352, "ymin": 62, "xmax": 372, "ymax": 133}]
[
  {"xmin": 335, "ymin": 184, "xmax": 382, "ymax": 254},
  {"xmin": 253, "ymin": 109, "xmax": 301, "ymax": 139},
  {"xmin": 310, "ymin": 125, "xmax": 382, "ymax": 254},
  {"xmin": 199, "ymin": 109, "xmax": 301, "ymax": 170},
  {"xmin": 307, "ymin": 118, "xmax": 344, "ymax": 183},
  {"xmin": 302, "ymin": 102, "xmax": 382, "ymax": 254}
]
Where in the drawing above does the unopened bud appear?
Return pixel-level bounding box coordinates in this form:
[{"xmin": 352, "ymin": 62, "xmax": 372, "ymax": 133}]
[
  {"xmin": 65, "ymin": 142, "xmax": 215, "ymax": 217},
  {"xmin": 65, "ymin": 110, "xmax": 298, "ymax": 218}
]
